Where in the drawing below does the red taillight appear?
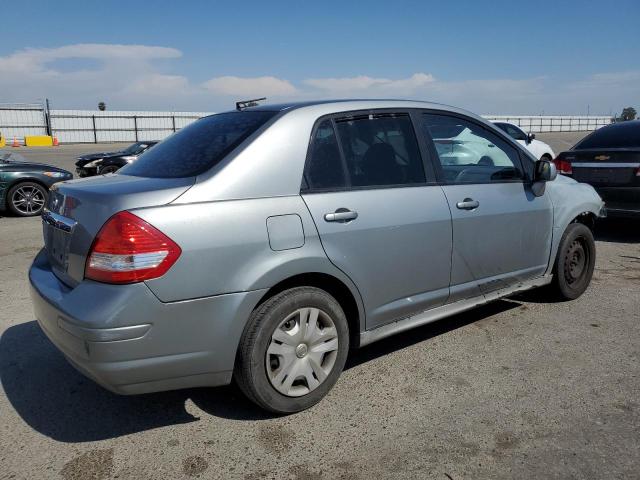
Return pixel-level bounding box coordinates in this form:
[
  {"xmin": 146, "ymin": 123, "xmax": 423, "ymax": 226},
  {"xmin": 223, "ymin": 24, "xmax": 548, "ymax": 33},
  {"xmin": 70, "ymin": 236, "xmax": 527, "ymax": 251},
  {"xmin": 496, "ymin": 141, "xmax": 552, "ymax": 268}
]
[
  {"xmin": 553, "ymin": 157, "xmax": 573, "ymax": 175},
  {"xmin": 85, "ymin": 211, "xmax": 181, "ymax": 284}
]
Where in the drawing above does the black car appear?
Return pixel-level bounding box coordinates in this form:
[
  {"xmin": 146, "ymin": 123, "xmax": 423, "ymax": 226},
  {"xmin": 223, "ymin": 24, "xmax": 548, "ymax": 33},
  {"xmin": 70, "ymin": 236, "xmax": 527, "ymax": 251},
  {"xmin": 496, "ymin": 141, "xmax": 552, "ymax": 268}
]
[
  {"xmin": 75, "ymin": 141, "xmax": 158, "ymax": 177},
  {"xmin": 0, "ymin": 152, "xmax": 73, "ymax": 217},
  {"xmin": 554, "ymin": 121, "xmax": 640, "ymax": 216}
]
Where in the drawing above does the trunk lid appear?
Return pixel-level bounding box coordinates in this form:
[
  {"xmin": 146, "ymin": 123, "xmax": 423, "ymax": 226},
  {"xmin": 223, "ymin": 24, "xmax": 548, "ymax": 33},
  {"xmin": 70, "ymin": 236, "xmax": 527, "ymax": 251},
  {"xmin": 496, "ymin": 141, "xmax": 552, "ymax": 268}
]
[
  {"xmin": 42, "ymin": 174, "xmax": 194, "ymax": 287},
  {"xmin": 565, "ymin": 148, "xmax": 640, "ymax": 187}
]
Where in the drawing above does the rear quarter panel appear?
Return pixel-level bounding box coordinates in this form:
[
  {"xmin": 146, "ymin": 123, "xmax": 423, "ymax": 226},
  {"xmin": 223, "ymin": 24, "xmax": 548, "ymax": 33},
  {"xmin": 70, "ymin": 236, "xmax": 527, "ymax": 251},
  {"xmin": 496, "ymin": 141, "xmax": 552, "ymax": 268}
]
[{"xmin": 135, "ymin": 196, "xmax": 365, "ymax": 327}]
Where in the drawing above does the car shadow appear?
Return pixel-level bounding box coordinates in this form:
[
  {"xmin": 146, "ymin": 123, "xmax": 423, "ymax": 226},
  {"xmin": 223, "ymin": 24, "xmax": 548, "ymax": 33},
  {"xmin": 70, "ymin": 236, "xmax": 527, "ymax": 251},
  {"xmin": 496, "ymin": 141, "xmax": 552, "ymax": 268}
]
[
  {"xmin": 594, "ymin": 217, "xmax": 640, "ymax": 244},
  {"xmin": 2, "ymin": 300, "xmax": 521, "ymax": 443}
]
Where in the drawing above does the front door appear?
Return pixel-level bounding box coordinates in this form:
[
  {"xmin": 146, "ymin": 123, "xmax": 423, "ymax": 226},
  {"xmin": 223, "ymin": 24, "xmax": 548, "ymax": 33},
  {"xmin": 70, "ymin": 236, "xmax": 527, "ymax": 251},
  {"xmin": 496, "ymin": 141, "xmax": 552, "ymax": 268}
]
[
  {"xmin": 301, "ymin": 112, "xmax": 452, "ymax": 329},
  {"xmin": 418, "ymin": 112, "xmax": 553, "ymax": 301}
]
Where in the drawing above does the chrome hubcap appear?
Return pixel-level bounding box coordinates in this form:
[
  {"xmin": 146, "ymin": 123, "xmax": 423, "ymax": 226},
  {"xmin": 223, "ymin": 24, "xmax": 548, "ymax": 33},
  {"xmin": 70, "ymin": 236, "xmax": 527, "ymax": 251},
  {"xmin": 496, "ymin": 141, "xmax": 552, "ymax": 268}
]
[
  {"xmin": 266, "ymin": 307, "xmax": 339, "ymax": 397},
  {"xmin": 12, "ymin": 186, "xmax": 45, "ymax": 214}
]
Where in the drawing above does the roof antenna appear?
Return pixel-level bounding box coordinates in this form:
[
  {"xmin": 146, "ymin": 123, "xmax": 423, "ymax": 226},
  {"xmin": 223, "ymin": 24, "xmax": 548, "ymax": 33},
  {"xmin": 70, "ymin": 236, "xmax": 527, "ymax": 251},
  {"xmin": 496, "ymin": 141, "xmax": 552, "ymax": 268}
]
[{"xmin": 236, "ymin": 97, "xmax": 267, "ymax": 111}]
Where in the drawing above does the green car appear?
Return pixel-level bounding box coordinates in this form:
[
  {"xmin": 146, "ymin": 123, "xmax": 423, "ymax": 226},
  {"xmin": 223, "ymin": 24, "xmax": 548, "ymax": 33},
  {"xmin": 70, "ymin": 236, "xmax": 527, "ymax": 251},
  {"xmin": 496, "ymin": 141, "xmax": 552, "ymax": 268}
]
[{"xmin": 0, "ymin": 152, "xmax": 73, "ymax": 217}]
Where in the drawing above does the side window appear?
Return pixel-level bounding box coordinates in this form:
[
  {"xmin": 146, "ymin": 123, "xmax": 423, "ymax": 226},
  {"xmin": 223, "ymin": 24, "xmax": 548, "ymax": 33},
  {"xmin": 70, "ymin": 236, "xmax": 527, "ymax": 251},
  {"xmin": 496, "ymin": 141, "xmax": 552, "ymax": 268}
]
[
  {"xmin": 499, "ymin": 123, "xmax": 527, "ymax": 141},
  {"xmin": 421, "ymin": 114, "xmax": 523, "ymax": 184},
  {"xmin": 304, "ymin": 119, "xmax": 347, "ymax": 190},
  {"xmin": 335, "ymin": 114, "xmax": 426, "ymax": 188}
]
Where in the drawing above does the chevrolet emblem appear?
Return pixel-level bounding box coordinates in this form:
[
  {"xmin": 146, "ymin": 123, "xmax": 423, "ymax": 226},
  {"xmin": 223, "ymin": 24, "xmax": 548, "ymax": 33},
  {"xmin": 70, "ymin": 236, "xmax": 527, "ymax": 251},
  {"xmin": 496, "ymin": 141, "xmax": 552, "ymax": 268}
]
[{"xmin": 594, "ymin": 155, "xmax": 610, "ymax": 161}]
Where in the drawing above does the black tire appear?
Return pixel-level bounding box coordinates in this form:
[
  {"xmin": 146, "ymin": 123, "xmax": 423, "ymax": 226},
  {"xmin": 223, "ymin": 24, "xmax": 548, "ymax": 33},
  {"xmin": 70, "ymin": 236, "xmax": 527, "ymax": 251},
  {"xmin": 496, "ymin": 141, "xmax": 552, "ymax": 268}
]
[
  {"xmin": 7, "ymin": 181, "xmax": 48, "ymax": 217},
  {"xmin": 100, "ymin": 165, "xmax": 119, "ymax": 174},
  {"xmin": 550, "ymin": 223, "xmax": 596, "ymax": 300},
  {"xmin": 541, "ymin": 154, "xmax": 553, "ymax": 162},
  {"xmin": 234, "ymin": 286, "xmax": 350, "ymax": 414}
]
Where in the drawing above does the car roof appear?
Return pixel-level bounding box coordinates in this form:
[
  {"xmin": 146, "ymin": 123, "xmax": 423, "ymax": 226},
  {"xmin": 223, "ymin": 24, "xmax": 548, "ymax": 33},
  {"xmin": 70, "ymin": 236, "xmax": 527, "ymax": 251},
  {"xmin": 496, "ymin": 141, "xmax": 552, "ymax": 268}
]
[
  {"xmin": 216, "ymin": 99, "xmax": 481, "ymax": 119},
  {"xmin": 597, "ymin": 119, "xmax": 639, "ymax": 130}
]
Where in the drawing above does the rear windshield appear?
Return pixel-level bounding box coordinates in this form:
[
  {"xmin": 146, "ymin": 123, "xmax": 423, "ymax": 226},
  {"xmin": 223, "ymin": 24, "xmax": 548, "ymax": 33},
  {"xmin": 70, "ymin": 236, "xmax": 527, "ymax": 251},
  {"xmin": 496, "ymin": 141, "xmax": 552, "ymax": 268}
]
[
  {"xmin": 120, "ymin": 111, "xmax": 276, "ymax": 178},
  {"xmin": 575, "ymin": 122, "xmax": 640, "ymax": 149}
]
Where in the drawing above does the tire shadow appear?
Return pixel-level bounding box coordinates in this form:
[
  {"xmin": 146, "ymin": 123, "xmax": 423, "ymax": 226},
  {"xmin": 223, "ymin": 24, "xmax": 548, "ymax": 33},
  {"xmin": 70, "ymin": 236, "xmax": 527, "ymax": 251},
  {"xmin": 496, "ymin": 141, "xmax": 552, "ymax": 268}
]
[
  {"xmin": 1, "ymin": 300, "xmax": 522, "ymax": 442},
  {"xmin": 594, "ymin": 217, "xmax": 640, "ymax": 244}
]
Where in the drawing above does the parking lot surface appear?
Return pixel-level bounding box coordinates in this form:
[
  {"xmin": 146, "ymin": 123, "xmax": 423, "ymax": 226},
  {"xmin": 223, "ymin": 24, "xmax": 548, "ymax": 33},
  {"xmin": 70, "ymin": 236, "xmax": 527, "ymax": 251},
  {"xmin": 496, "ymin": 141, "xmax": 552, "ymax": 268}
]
[{"xmin": 1, "ymin": 135, "xmax": 639, "ymax": 479}]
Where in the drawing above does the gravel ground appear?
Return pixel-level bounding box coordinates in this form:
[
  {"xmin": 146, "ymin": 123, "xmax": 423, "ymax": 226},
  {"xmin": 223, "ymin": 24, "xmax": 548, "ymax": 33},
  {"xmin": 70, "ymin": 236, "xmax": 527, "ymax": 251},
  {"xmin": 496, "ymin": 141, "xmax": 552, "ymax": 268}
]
[{"xmin": 0, "ymin": 134, "xmax": 638, "ymax": 479}]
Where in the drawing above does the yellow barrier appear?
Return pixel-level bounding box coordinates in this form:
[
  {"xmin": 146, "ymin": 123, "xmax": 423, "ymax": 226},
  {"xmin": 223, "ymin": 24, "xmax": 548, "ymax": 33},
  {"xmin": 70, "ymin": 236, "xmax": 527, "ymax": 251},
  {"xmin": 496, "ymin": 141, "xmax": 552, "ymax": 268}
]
[
  {"xmin": 0, "ymin": 136, "xmax": 5, "ymax": 147},
  {"xmin": 24, "ymin": 135, "xmax": 53, "ymax": 147}
]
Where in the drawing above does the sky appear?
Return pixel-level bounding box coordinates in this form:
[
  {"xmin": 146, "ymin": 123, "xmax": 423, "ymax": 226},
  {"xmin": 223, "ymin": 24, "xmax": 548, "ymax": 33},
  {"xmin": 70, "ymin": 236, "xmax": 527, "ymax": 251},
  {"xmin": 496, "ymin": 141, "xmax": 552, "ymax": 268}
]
[{"xmin": 0, "ymin": 0, "xmax": 638, "ymax": 115}]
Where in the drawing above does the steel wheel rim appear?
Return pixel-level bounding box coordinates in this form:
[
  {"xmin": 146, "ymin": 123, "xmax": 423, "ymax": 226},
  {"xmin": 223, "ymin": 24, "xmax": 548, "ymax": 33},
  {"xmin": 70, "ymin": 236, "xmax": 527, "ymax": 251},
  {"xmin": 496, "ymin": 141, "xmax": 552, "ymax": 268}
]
[
  {"xmin": 266, "ymin": 307, "xmax": 339, "ymax": 397},
  {"xmin": 564, "ymin": 238, "xmax": 588, "ymax": 284},
  {"xmin": 12, "ymin": 185, "xmax": 45, "ymax": 214}
]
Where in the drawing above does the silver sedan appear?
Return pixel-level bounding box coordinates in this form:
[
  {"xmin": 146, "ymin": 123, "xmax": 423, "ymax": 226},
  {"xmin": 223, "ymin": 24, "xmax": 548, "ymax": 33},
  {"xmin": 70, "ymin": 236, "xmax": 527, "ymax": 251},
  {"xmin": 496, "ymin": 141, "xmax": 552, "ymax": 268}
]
[{"xmin": 29, "ymin": 100, "xmax": 605, "ymax": 413}]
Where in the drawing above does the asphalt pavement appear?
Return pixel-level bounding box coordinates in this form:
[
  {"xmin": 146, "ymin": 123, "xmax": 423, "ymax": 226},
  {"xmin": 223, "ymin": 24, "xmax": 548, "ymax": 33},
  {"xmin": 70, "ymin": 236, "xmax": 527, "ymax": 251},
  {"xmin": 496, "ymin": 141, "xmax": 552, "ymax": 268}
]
[{"xmin": 1, "ymin": 132, "xmax": 638, "ymax": 479}]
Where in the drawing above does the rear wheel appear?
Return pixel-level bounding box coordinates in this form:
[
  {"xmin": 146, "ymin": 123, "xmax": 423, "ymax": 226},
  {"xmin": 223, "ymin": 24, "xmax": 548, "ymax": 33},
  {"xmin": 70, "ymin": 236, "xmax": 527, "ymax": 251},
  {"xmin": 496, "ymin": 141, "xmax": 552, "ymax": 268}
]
[
  {"xmin": 7, "ymin": 182, "xmax": 47, "ymax": 217},
  {"xmin": 234, "ymin": 286, "xmax": 349, "ymax": 413},
  {"xmin": 550, "ymin": 223, "xmax": 596, "ymax": 300}
]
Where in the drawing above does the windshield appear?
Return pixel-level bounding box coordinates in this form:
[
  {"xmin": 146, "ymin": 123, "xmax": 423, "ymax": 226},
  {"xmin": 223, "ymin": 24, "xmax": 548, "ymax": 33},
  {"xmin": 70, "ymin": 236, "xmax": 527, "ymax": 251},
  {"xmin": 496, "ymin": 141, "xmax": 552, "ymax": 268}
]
[
  {"xmin": 575, "ymin": 122, "xmax": 640, "ymax": 149},
  {"xmin": 122, "ymin": 142, "xmax": 148, "ymax": 155},
  {"xmin": 120, "ymin": 111, "xmax": 276, "ymax": 178}
]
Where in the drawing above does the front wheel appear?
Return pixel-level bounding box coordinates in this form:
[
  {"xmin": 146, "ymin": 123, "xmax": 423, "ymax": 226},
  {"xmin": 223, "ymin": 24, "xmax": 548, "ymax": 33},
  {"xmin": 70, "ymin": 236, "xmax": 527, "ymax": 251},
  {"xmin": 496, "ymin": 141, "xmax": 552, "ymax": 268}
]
[
  {"xmin": 550, "ymin": 223, "xmax": 596, "ymax": 300},
  {"xmin": 7, "ymin": 182, "xmax": 47, "ymax": 217},
  {"xmin": 234, "ymin": 287, "xmax": 349, "ymax": 413}
]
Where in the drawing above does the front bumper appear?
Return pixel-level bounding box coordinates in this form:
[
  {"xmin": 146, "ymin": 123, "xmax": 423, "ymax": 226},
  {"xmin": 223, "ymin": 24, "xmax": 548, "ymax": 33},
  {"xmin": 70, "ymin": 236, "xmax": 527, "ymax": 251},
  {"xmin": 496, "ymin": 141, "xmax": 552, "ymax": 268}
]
[{"xmin": 29, "ymin": 249, "xmax": 266, "ymax": 394}]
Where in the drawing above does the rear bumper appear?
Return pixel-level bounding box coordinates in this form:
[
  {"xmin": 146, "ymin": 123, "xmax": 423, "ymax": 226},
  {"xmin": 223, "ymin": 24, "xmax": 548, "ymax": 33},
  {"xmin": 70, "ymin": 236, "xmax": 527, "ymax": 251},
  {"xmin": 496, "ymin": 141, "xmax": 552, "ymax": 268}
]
[
  {"xmin": 595, "ymin": 186, "xmax": 640, "ymax": 217},
  {"xmin": 29, "ymin": 249, "xmax": 266, "ymax": 394}
]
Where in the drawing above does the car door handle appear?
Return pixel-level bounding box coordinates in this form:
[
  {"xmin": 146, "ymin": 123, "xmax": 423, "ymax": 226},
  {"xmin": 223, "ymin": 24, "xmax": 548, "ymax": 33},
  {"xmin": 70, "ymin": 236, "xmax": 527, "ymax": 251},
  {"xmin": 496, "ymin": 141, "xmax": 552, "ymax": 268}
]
[
  {"xmin": 456, "ymin": 198, "xmax": 480, "ymax": 210},
  {"xmin": 324, "ymin": 209, "xmax": 358, "ymax": 222}
]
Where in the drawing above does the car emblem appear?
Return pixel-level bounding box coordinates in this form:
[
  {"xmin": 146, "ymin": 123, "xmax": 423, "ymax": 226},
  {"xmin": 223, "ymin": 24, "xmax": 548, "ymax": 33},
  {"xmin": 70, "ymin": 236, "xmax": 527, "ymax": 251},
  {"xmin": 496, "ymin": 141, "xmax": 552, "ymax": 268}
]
[{"xmin": 594, "ymin": 155, "xmax": 610, "ymax": 161}]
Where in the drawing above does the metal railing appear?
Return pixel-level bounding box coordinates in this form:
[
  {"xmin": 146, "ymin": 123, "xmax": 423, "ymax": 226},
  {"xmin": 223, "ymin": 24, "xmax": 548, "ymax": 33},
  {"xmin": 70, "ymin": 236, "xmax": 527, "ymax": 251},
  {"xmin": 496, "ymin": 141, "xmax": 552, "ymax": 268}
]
[{"xmin": 483, "ymin": 115, "xmax": 612, "ymax": 132}]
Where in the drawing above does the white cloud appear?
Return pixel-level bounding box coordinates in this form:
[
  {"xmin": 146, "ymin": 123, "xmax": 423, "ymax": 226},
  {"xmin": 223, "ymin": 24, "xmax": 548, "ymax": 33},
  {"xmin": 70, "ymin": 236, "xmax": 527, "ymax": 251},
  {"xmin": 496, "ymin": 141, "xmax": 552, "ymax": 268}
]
[
  {"xmin": 202, "ymin": 75, "xmax": 297, "ymax": 97},
  {"xmin": 0, "ymin": 43, "xmax": 637, "ymax": 114},
  {"xmin": 127, "ymin": 74, "xmax": 190, "ymax": 96},
  {"xmin": 304, "ymin": 73, "xmax": 435, "ymax": 94}
]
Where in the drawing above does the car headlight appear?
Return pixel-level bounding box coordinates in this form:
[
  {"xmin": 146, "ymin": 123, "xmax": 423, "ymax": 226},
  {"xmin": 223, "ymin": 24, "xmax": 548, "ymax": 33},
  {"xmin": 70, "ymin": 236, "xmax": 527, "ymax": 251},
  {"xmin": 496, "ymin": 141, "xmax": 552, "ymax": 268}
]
[
  {"xmin": 43, "ymin": 171, "xmax": 69, "ymax": 178},
  {"xmin": 84, "ymin": 160, "xmax": 101, "ymax": 168},
  {"xmin": 122, "ymin": 155, "xmax": 136, "ymax": 163}
]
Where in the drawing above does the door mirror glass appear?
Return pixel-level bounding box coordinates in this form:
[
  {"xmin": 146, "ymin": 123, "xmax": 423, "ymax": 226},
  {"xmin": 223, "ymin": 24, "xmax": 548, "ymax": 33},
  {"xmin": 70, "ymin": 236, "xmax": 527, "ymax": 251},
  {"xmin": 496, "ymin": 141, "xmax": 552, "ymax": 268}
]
[
  {"xmin": 527, "ymin": 132, "xmax": 536, "ymax": 144},
  {"xmin": 534, "ymin": 159, "xmax": 557, "ymax": 182}
]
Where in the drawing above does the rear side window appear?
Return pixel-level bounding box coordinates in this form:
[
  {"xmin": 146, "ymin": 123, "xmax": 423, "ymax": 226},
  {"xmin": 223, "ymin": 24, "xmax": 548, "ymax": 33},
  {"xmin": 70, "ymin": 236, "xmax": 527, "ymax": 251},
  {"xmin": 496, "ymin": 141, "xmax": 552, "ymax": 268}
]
[
  {"xmin": 575, "ymin": 122, "xmax": 640, "ymax": 149},
  {"xmin": 304, "ymin": 119, "xmax": 348, "ymax": 190},
  {"xmin": 121, "ymin": 111, "xmax": 276, "ymax": 178},
  {"xmin": 336, "ymin": 114, "xmax": 425, "ymax": 188}
]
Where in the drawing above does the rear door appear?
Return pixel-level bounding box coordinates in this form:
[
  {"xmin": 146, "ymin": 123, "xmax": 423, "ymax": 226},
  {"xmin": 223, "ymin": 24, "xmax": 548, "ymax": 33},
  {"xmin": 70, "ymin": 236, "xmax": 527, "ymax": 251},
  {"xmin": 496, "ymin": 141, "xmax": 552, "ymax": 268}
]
[
  {"xmin": 418, "ymin": 112, "xmax": 553, "ymax": 301},
  {"xmin": 301, "ymin": 111, "xmax": 452, "ymax": 330}
]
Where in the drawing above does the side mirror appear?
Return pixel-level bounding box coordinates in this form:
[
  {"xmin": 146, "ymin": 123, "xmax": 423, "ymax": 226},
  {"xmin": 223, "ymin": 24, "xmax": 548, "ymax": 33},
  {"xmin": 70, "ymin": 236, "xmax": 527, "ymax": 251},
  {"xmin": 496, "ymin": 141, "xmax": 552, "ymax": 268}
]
[
  {"xmin": 534, "ymin": 159, "xmax": 557, "ymax": 182},
  {"xmin": 527, "ymin": 132, "xmax": 536, "ymax": 144}
]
